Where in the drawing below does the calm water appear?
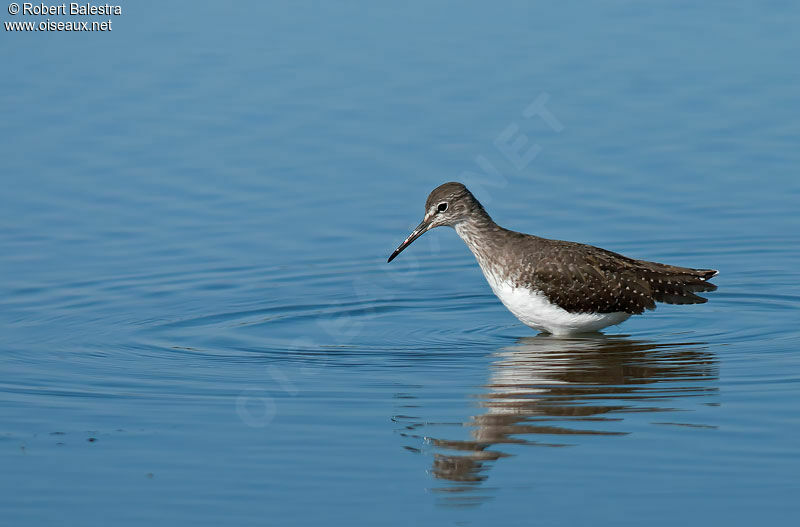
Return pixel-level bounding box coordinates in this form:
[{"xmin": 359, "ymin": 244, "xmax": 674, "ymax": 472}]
[{"xmin": 2, "ymin": 2, "xmax": 799, "ymax": 525}]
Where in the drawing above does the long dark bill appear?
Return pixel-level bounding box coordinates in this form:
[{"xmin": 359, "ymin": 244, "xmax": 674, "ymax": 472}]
[{"xmin": 387, "ymin": 218, "xmax": 432, "ymax": 263}]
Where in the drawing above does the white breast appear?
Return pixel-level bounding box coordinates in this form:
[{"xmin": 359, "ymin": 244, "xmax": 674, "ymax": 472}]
[{"xmin": 480, "ymin": 267, "xmax": 630, "ymax": 335}]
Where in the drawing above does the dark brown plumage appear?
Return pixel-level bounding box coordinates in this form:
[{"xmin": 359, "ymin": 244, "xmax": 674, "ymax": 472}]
[{"xmin": 477, "ymin": 232, "xmax": 717, "ymax": 315}]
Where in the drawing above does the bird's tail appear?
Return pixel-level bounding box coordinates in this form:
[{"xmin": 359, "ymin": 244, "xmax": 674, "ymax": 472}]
[{"xmin": 638, "ymin": 263, "xmax": 718, "ymax": 305}]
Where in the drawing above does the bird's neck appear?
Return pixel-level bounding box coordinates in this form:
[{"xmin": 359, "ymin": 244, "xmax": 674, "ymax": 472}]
[{"xmin": 453, "ymin": 213, "xmax": 503, "ymax": 270}]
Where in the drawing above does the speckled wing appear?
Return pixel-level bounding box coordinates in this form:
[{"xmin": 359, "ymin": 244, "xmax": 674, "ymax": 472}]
[{"xmin": 526, "ymin": 241, "xmax": 718, "ymax": 315}]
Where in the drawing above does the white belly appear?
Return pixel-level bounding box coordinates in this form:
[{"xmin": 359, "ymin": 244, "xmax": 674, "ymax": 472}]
[
  {"xmin": 483, "ymin": 272, "xmax": 631, "ymax": 335},
  {"xmin": 453, "ymin": 224, "xmax": 631, "ymax": 335}
]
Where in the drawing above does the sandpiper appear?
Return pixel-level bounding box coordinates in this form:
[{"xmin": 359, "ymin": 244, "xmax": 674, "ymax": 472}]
[{"xmin": 388, "ymin": 182, "xmax": 718, "ymax": 335}]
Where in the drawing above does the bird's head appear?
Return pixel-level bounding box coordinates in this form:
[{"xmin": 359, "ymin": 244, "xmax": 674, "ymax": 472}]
[{"xmin": 387, "ymin": 182, "xmax": 482, "ymax": 262}]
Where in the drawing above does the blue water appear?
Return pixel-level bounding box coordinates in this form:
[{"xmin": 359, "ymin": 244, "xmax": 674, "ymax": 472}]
[{"xmin": 2, "ymin": 2, "xmax": 799, "ymax": 525}]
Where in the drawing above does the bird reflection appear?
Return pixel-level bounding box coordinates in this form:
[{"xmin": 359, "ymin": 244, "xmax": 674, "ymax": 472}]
[{"xmin": 397, "ymin": 335, "xmax": 717, "ymax": 493}]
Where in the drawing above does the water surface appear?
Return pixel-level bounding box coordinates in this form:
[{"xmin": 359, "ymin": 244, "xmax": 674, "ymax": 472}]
[{"xmin": 2, "ymin": 2, "xmax": 799, "ymax": 525}]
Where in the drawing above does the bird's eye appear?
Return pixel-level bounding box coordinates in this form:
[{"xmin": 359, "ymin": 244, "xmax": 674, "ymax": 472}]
[{"xmin": 437, "ymin": 202, "xmax": 448, "ymax": 212}]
